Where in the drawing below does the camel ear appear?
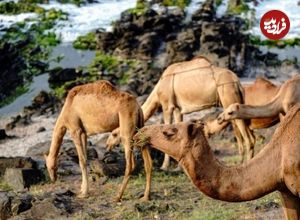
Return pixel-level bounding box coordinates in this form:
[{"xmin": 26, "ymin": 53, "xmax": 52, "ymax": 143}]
[
  {"xmin": 187, "ymin": 123, "xmax": 198, "ymax": 138},
  {"xmin": 163, "ymin": 128, "xmax": 178, "ymax": 138}
]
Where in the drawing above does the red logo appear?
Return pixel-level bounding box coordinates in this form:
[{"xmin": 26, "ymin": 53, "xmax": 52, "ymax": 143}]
[{"xmin": 260, "ymin": 10, "xmax": 290, "ymax": 40}]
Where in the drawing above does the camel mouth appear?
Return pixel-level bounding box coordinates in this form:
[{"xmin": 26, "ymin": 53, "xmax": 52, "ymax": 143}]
[
  {"xmin": 217, "ymin": 114, "xmax": 225, "ymax": 124},
  {"xmin": 132, "ymin": 132, "xmax": 151, "ymax": 148}
]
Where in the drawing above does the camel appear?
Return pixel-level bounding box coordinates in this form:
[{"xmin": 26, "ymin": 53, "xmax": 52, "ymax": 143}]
[
  {"xmin": 107, "ymin": 56, "xmax": 255, "ymax": 167},
  {"xmin": 44, "ymin": 80, "xmax": 153, "ymax": 201},
  {"xmin": 204, "ymin": 77, "xmax": 280, "ymax": 137},
  {"xmin": 217, "ymin": 75, "xmax": 300, "ymax": 124},
  {"xmin": 133, "ymin": 103, "xmax": 300, "ymax": 220}
]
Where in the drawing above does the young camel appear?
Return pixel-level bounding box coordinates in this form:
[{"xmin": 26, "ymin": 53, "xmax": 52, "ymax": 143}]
[
  {"xmin": 107, "ymin": 56, "xmax": 255, "ymax": 168},
  {"xmin": 204, "ymin": 77, "xmax": 280, "ymax": 136},
  {"xmin": 217, "ymin": 75, "xmax": 300, "ymax": 124},
  {"xmin": 44, "ymin": 80, "xmax": 153, "ymax": 201},
  {"xmin": 133, "ymin": 104, "xmax": 300, "ymax": 220}
]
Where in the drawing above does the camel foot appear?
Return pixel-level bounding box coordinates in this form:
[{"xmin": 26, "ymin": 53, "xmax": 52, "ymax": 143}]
[
  {"xmin": 77, "ymin": 191, "xmax": 88, "ymax": 199},
  {"xmin": 140, "ymin": 196, "xmax": 150, "ymax": 202},
  {"xmin": 160, "ymin": 166, "xmax": 170, "ymax": 172},
  {"xmin": 114, "ymin": 196, "xmax": 122, "ymax": 203},
  {"xmin": 171, "ymin": 165, "xmax": 183, "ymax": 172}
]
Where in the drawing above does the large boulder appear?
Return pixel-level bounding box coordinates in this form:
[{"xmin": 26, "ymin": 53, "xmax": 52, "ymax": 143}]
[
  {"xmin": 48, "ymin": 68, "xmax": 82, "ymax": 87},
  {"xmin": 0, "ymin": 157, "xmax": 37, "ymax": 177},
  {"xmin": 0, "ymin": 43, "xmax": 25, "ymax": 101},
  {"xmin": 0, "ymin": 192, "xmax": 12, "ymax": 220}
]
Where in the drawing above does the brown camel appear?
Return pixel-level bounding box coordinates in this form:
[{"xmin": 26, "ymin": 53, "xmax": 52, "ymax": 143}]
[
  {"xmin": 133, "ymin": 104, "xmax": 300, "ymax": 220},
  {"xmin": 107, "ymin": 56, "xmax": 255, "ymax": 167},
  {"xmin": 217, "ymin": 75, "xmax": 300, "ymax": 124},
  {"xmin": 204, "ymin": 77, "xmax": 280, "ymax": 136},
  {"xmin": 44, "ymin": 80, "xmax": 153, "ymax": 201}
]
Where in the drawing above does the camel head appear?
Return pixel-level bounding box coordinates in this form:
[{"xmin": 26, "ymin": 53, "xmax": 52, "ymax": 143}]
[
  {"xmin": 133, "ymin": 122, "xmax": 206, "ymax": 162},
  {"xmin": 44, "ymin": 154, "xmax": 58, "ymax": 182},
  {"xmin": 217, "ymin": 103, "xmax": 240, "ymax": 124},
  {"xmin": 106, "ymin": 128, "xmax": 121, "ymax": 151}
]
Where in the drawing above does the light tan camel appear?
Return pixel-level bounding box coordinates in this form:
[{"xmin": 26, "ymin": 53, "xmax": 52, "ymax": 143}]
[
  {"xmin": 107, "ymin": 56, "xmax": 255, "ymax": 167},
  {"xmin": 217, "ymin": 75, "xmax": 300, "ymax": 124},
  {"xmin": 44, "ymin": 80, "xmax": 153, "ymax": 201},
  {"xmin": 133, "ymin": 103, "xmax": 300, "ymax": 220},
  {"xmin": 204, "ymin": 77, "xmax": 280, "ymax": 136}
]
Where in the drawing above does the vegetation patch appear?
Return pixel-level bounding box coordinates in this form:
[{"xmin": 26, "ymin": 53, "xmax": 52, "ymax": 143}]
[
  {"xmin": 250, "ymin": 35, "xmax": 300, "ymax": 48},
  {"xmin": 126, "ymin": 0, "xmax": 147, "ymax": 16},
  {"xmin": 215, "ymin": 0, "xmax": 223, "ymax": 7},
  {"xmin": 227, "ymin": 0, "xmax": 250, "ymax": 15},
  {"xmin": 162, "ymin": 0, "xmax": 191, "ymax": 8},
  {"xmin": 73, "ymin": 32, "xmax": 96, "ymax": 50},
  {"xmin": 0, "ymin": 1, "xmax": 45, "ymax": 15}
]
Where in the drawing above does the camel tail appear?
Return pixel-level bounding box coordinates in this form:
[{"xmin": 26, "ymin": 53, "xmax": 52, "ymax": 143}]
[
  {"xmin": 142, "ymin": 83, "xmax": 160, "ymax": 122},
  {"xmin": 137, "ymin": 106, "xmax": 144, "ymax": 129},
  {"xmin": 236, "ymin": 81, "xmax": 245, "ymax": 104}
]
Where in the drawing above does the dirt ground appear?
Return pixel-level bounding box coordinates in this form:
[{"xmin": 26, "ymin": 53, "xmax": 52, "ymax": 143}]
[{"xmin": 1, "ymin": 112, "xmax": 285, "ymax": 220}]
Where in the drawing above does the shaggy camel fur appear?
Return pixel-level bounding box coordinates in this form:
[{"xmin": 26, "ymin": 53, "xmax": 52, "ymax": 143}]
[
  {"xmin": 133, "ymin": 104, "xmax": 300, "ymax": 220},
  {"xmin": 204, "ymin": 77, "xmax": 280, "ymax": 136},
  {"xmin": 108, "ymin": 56, "xmax": 255, "ymax": 167},
  {"xmin": 44, "ymin": 80, "xmax": 153, "ymax": 201},
  {"xmin": 217, "ymin": 75, "xmax": 300, "ymax": 124}
]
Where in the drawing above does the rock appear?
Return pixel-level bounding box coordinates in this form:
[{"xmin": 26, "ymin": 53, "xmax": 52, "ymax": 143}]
[
  {"xmin": 48, "ymin": 67, "xmax": 81, "ymax": 86},
  {"xmin": 199, "ymin": 16, "xmax": 247, "ymax": 75},
  {"xmin": 37, "ymin": 127, "xmax": 46, "ymax": 133},
  {"xmin": 4, "ymin": 168, "xmax": 43, "ymax": 191},
  {"xmin": 23, "ymin": 91, "xmax": 61, "ymax": 116},
  {"xmin": 0, "ymin": 157, "xmax": 37, "ymax": 177},
  {"xmin": 27, "ymin": 198, "xmax": 68, "ymax": 219},
  {"xmin": 11, "ymin": 194, "xmax": 33, "ymax": 215},
  {"xmin": 0, "ymin": 129, "xmax": 8, "ymax": 140},
  {"xmin": 0, "ymin": 192, "xmax": 12, "ymax": 220},
  {"xmin": 0, "ymin": 43, "xmax": 25, "ymax": 101},
  {"xmin": 5, "ymin": 115, "xmax": 32, "ymax": 130}
]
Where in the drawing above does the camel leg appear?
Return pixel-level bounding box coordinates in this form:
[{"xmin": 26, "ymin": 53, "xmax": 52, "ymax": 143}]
[
  {"xmin": 234, "ymin": 119, "xmax": 255, "ymax": 161},
  {"xmin": 231, "ymin": 122, "xmax": 245, "ymax": 161},
  {"xmin": 115, "ymin": 113, "xmax": 136, "ymax": 202},
  {"xmin": 217, "ymin": 84, "xmax": 255, "ymax": 162},
  {"xmin": 173, "ymin": 108, "xmax": 183, "ymax": 171},
  {"xmin": 70, "ymin": 129, "xmax": 88, "ymax": 198},
  {"xmin": 279, "ymin": 191, "xmax": 300, "ymax": 220},
  {"xmin": 160, "ymin": 106, "xmax": 173, "ymax": 171},
  {"xmin": 140, "ymin": 146, "xmax": 153, "ymax": 201}
]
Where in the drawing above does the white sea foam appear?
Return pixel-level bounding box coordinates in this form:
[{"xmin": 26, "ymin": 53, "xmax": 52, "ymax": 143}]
[
  {"xmin": 38, "ymin": 0, "xmax": 136, "ymax": 42},
  {"xmin": 0, "ymin": 0, "xmax": 136, "ymax": 42}
]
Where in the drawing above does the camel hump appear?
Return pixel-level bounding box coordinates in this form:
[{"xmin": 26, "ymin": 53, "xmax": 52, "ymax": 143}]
[
  {"xmin": 66, "ymin": 80, "xmax": 118, "ymax": 99},
  {"xmin": 162, "ymin": 56, "xmax": 212, "ymax": 77},
  {"xmin": 277, "ymin": 103, "xmax": 300, "ymax": 130},
  {"xmin": 192, "ymin": 55, "xmax": 212, "ymax": 63},
  {"xmin": 254, "ymin": 77, "xmax": 276, "ymax": 87}
]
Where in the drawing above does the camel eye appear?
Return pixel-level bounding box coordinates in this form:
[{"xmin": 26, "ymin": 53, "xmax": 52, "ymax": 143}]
[
  {"xmin": 112, "ymin": 133, "xmax": 117, "ymax": 137},
  {"xmin": 228, "ymin": 111, "xmax": 233, "ymax": 115}
]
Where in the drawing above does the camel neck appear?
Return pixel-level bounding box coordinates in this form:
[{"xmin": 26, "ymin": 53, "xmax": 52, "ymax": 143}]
[
  {"xmin": 237, "ymin": 101, "xmax": 281, "ymax": 119},
  {"xmin": 182, "ymin": 140, "xmax": 281, "ymax": 202}
]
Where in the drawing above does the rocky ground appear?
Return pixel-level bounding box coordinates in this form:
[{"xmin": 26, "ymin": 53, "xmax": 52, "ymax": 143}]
[{"xmin": 0, "ymin": 100, "xmax": 285, "ymax": 219}]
